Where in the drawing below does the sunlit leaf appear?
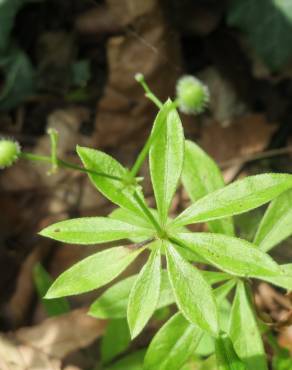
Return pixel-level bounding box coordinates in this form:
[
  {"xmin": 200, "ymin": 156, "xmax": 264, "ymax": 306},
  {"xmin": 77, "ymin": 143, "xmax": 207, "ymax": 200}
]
[
  {"xmin": 144, "ymin": 312, "xmax": 203, "ymax": 370},
  {"xmin": 45, "ymin": 246, "xmax": 144, "ymax": 298},
  {"xmin": 89, "ymin": 269, "xmax": 173, "ymax": 319},
  {"xmin": 229, "ymin": 281, "xmax": 267, "ymax": 370},
  {"xmin": 166, "ymin": 243, "xmax": 219, "ymax": 335},
  {"xmin": 175, "ymin": 233, "xmax": 281, "ymax": 278},
  {"xmin": 172, "ymin": 174, "xmax": 292, "ymax": 228},
  {"xmin": 150, "ymin": 101, "xmax": 184, "ymax": 225},
  {"xmin": 254, "ymin": 189, "xmax": 292, "ymax": 252},
  {"xmin": 128, "ymin": 246, "xmax": 161, "ymax": 338},
  {"xmin": 77, "ymin": 146, "xmax": 147, "ymax": 218},
  {"xmin": 39, "ymin": 216, "xmax": 153, "ymax": 244}
]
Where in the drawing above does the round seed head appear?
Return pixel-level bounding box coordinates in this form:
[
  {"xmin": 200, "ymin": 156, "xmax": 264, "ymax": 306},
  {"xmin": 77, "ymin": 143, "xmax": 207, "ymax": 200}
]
[
  {"xmin": 176, "ymin": 75, "xmax": 210, "ymax": 115},
  {"xmin": 0, "ymin": 139, "xmax": 21, "ymax": 169}
]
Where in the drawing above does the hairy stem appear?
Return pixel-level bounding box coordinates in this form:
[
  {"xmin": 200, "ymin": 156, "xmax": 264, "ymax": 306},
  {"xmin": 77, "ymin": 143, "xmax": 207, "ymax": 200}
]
[{"xmin": 20, "ymin": 152, "xmax": 123, "ymax": 182}]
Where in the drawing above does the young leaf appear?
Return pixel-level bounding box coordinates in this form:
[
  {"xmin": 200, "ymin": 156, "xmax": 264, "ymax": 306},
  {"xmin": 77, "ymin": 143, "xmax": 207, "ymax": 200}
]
[
  {"xmin": 254, "ymin": 189, "xmax": 292, "ymax": 252},
  {"xmin": 77, "ymin": 146, "xmax": 146, "ymax": 218},
  {"xmin": 215, "ymin": 333, "xmax": 246, "ymax": 370},
  {"xmin": 39, "ymin": 217, "xmax": 153, "ymax": 244},
  {"xmin": 166, "ymin": 242, "xmax": 219, "ymax": 335},
  {"xmin": 182, "ymin": 140, "xmax": 234, "ymax": 236},
  {"xmin": 127, "ymin": 246, "xmax": 161, "ymax": 338},
  {"xmin": 45, "ymin": 246, "xmax": 144, "ymax": 298},
  {"xmin": 172, "ymin": 174, "xmax": 292, "ymax": 228},
  {"xmin": 175, "ymin": 233, "xmax": 281, "ymax": 278},
  {"xmin": 144, "ymin": 312, "xmax": 203, "ymax": 370},
  {"xmin": 33, "ymin": 263, "xmax": 70, "ymax": 317},
  {"xmin": 101, "ymin": 318, "xmax": 130, "ymax": 364},
  {"xmin": 149, "ymin": 102, "xmax": 184, "ymax": 225},
  {"xmin": 89, "ymin": 270, "xmax": 173, "ymax": 319},
  {"xmin": 229, "ymin": 281, "xmax": 267, "ymax": 370}
]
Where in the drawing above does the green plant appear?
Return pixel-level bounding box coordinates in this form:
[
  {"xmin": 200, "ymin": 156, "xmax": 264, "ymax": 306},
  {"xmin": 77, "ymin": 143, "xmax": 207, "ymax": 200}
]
[{"xmin": 3, "ymin": 74, "xmax": 292, "ymax": 370}]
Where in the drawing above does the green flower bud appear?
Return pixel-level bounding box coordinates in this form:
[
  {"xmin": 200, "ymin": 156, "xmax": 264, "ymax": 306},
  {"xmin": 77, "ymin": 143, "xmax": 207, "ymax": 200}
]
[
  {"xmin": 176, "ymin": 75, "xmax": 209, "ymax": 115},
  {"xmin": 0, "ymin": 139, "xmax": 21, "ymax": 169}
]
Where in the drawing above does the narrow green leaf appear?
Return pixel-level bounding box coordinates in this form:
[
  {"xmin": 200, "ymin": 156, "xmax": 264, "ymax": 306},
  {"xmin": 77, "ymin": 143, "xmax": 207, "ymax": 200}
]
[
  {"xmin": 144, "ymin": 312, "xmax": 203, "ymax": 370},
  {"xmin": 258, "ymin": 264, "xmax": 292, "ymax": 291},
  {"xmin": 33, "ymin": 263, "xmax": 70, "ymax": 317},
  {"xmin": 77, "ymin": 146, "xmax": 147, "ymax": 218},
  {"xmin": 175, "ymin": 233, "xmax": 281, "ymax": 278},
  {"xmin": 166, "ymin": 242, "xmax": 219, "ymax": 335},
  {"xmin": 144, "ymin": 282, "xmax": 234, "ymax": 370},
  {"xmin": 45, "ymin": 246, "xmax": 144, "ymax": 298},
  {"xmin": 101, "ymin": 318, "xmax": 130, "ymax": 364},
  {"xmin": 127, "ymin": 247, "xmax": 161, "ymax": 338},
  {"xmin": 229, "ymin": 281, "xmax": 267, "ymax": 370},
  {"xmin": 89, "ymin": 269, "xmax": 230, "ymax": 320},
  {"xmin": 172, "ymin": 174, "xmax": 292, "ymax": 228},
  {"xmin": 254, "ymin": 189, "xmax": 292, "ymax": 252},
  {"xmin": 150, "ymin": 102, "xmax": 184, "ymax": 224},
  {"xmin": 182, "ymin": 140, "xmax": 234, "ymax": 236},
  {"xmin": 215, "ymin": 333, "xmax": 246, "ymax": 370},
  {"xmin": 196, "ymin": 282, "xmax": 235, "ymax": 357},
  {"xmin": 110, "ymin": 207, "xmax": 154, "ymax": 230},
  {"xmin": 202, "ymin": 271, "xmax": 232, "ymax": 285},
  {"xmin": 89, "ymin": 270, "xmax": 173, "ymax": 319},
  {"xmin": 39, "ymin": 217, "xmax": 153, "ymax": 244}
]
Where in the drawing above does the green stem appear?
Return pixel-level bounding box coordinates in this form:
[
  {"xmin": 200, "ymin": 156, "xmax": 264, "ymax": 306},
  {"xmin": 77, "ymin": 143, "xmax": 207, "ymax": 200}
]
[
  {"xmin": 48, "ymin": 128, "xmax": 59, "ymax": 173},
  {"xmin": 135, "ymin": 73, "xmax": 163, "ymax": 109},
  {"xmin": 20, "ymin": 152, "xmax": 123, "ymax": 182},
  {"xmin": 130, "ymin": 133, "xmax": 154, "ymax": 177},
  {"xmin": 133, "ymin": 191, "xmax": 163, "ymax": 235}
]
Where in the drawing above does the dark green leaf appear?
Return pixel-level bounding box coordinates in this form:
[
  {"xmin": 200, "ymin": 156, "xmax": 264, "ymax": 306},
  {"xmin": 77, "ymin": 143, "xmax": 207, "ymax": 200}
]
[
  {"xmin": 175, "ymin": 233, "xmax": 281, "ymax": 278},
  {"xmin": 0, "ymin": 0, "xmax": 29, "ymax": 52},
  {"xmin": 254, "ymin": 189, "xmax": 292, "ymax": 252},
  {"xmin": 101, "ymin": 318, "xmax": 130, "ymax": 364},
  {"xmin": 229, "ymin": 281, "xmax": 267, "ymax": 370},
  {"xmin": 39, "ymin": 216, "xmax": 153, "ymax": 244},
  {"xmin": 128, "ymin": 247, "xmax": 161, "ymax": 338},
  {"xmin": 182, "ymin": 140, "xmax": 234, "ymax": 236},
  {"xmin": 172, "ymin": 174, "xmax": 292, "ymax": 228},
  {"xmin": 0, "ymin": 48, "xmax": 35, "ymax": 110},
  {"xmin": 45, "ymin": 246, "xmax": 144, "ymax": 298},
  {"xmin": 33, "ymin": 263, "xmax": 70, "ymax": 317},
  {"xmin": 150, "ymin": 102, "xmax": 184, "ymax": 225},
  {"xmin": 228, "ymin": 0, "xmax": 292, "ymax": 71},
  {"xmin": 166, "ymin": 243, "xmax": 219, "ymax": 335},
  {"xmin": 215, "ymin": 333, "xmax": 246, "ymax": 370}
]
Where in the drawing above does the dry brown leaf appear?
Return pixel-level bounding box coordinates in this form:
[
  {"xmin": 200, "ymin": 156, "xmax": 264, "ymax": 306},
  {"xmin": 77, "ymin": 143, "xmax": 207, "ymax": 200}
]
[
  {"xmin": 201, "ymin": 114, "xmax": 277, "ymax": 164},
  {"xmin": 94, "ymin": 0, "xmax": 182, "ymax": 148},
  {"xmin": 0, "ymin": 309, "xmax": 105, "ymax": 370}
]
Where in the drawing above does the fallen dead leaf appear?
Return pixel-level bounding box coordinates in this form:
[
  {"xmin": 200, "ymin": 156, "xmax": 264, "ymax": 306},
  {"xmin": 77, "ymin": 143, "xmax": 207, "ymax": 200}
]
[
  {"xmin": 201, "ymin": 114, "xmax": 277, "ymax": 164},
  {"xmin": 0, "ymin": 309, "xmax": 106, "ymax": 370}
]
